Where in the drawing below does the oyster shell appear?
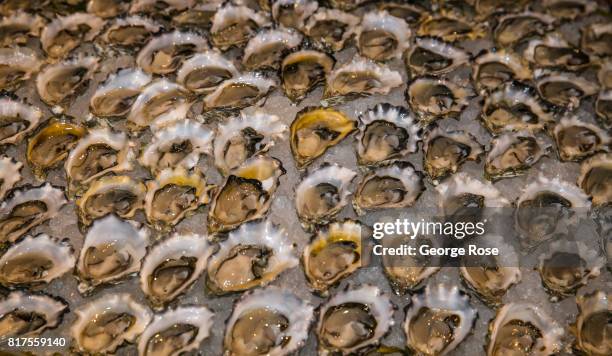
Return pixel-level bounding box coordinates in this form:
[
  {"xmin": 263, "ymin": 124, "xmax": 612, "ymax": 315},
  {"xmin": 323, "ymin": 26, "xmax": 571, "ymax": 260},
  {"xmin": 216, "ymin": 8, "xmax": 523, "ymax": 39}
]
[
  {"xmin": 206, "ymin": 220, "xmax": 298, "ymax": 295},
  {"xmin": 485, "ymin": 131, "xmax": 551, "ymax": 181},
  {"xmin": 302, "ymin": 219, "xmax": 366, "ymax": 294},
  {"xmin": 145, "ymin": 167, "xmax": 212, "ymax": 229},
  {"xmin": 0, "ymin": 12, "xmax": 44, "ymax": 47},
  {"xmin": 136, "ymin": 31, "xmax": 208, "ymax": 75},
  {"xmin": 404, "ymin": 36, "xmax": 470, "ymax": 76},
  {"xmin": 486, "ymin": 303, "xmax": 564, "ymax": 356},
  {"xmin": 76, "ymin": 175, "xmax": 146, "ymax": 227},
  {"xmin": 0, "ymin": 47, "xmax": 43, "ymax": 92},
  {"xmin": 572, "ymin": 290, "xmax": 611, "ymax": 355},
  {"xmin": 210, "ymin": 5, "xmax": 271, "ymax": 50},
  {"xmin": 538, "ymin": 238, "xmax": 605, "ymax": 297},
  {"xmin": 242, "ymin": 28, "xmax": 303, "ymax": 70},
  {"xmin": 75, "ymin": 215, "xmax": 149, "ymax": 294},
  {"xmin": 90, "ymin": 68, "xmax": 152, "ymax": 117},
  {"xmin": 324, "ymin": 57, "xmax": 402, "ymax": 101},
  {"xmin": 542, "ymin": 0, "xmax": 597, "ymax": 20},
  {"xmin": 353, "ymin": 162, "xmax": 425, "ymax": 214},
  {"xmin": 0, "ymin": 234, "xmax": 75, "ymax": 287},
  {"xmin": 26, "ymin": 117, "xmax": 88, "ymax": 178},
  {"xmin": 523, "ymin": 33, "xmax": 592, "ymax": 70},
  {"xmin": 64, "ymin": 128, "xmax": 135, "ymax": 191},
  {"xmin": 127, "ymin": 79, "xmax": 194, "ymax": 131},
  {"xmin": 40, "ymin": 13, "xmax": 105, "ymax": 59},
  {"xmin": 404, "ymin": 284, "xmax": 477, "ymax": 355},
  {"xmin": 417, "ymin": 15, "xmax": 485, "ymax": 42},
  {"xmin": 224, "ymin": 286, "xmax": 313, "ymax": 355},
  {"xmin": 280, "ymin": 49, "xmax": 335, "ymax": 103},
  {"xmin": 356, "ymin": 103, "xmax": 421, "ymax": 166},
  {"xmin": 596, "ymin": 89, "xmax": 612, "ymax": 125},
  {"xmin": 272, "ymin": 0, "xmax": 318, "ymax": 30},
  {"xmin": 214, "ymin": 112, "xmax": 287, "ymax": 175},
  {"xmin": 423, "ymin": 125, "xmax": 484, "ymax": 182},
  {"xmin": 0, "ymin": 156, "xmax": 22, "ymax": 201},
  {"xmin": 138, "ymin": 306, "xmax": 214, "ymax": 356},
  {"xmin": 140, "ymin": 233, "xmax": 213, "ymax": 308},
  {"xmin": 317, "ymin": 284, "xmax": 394, "ymax": 355},
  {"xmin": 202, "ymin": 73, "xmax": 276, "ymax": 112},
  {"xmin": 207, "ymin": 155, "xmax": 285, "ymax": 233},
  {"xmin": 71, "ymin": 293, "xmax": 152, "ymax": 354},
  {"xmin": 356, "ymin": 10, "xmax": 411, "ymax": 61},
  {"xmin": 0, "ymin": 97, "xmax": 43, "ymax": 146},
  {"xmin": 535, "ymin": 69, "xmax": 599, "ymax": 109},
  {"xmin": 460, "ymin": 234, "xmax": 521, "ymax": 307},
  {"xmin": 471, "ymin": 49, "xmax": 532, "ymax": 94},
  {"xmin": 139, "ymin": 119, "xmax": 214, "ymax": 174},
  {"xmin": 304, "ymin": 8, "xmax": 360, "ymax": 52},
  {"xmin": 100, "ymin": 16, "xmax": 161, "ymax": 47},
  {"xmin": 129, "ymin": 0, "xmax": 194, "ymax": 15},
  {"xmin": 436, "ymin": 173, "xmax": 509, "ymax": 218},
  {"xmin": 493, "ymin": 11, "xmax": 555, "ymax": 48},
  {"xmin": 581, "ymin": 23, "xmax": 612, "ymax": 58},
  {"xmin": 515, "ymin": 175, "xmax": 591, "ymax": 250},
  {"xmin": 553, "ymin": 116, "xmax": 610, "ymax": 162},
  {"xmin": 290, "ymin": 107, "xmax": 355, "ymax": 169},
  {"xmin": 87, "ymin": 0, "xmax": 129, "ymax": 18},
  {"xmin": 0, "ymin": 291, "xmax": 67, "ymax": 340},
  {"xmin": 295, "ymin": 163, "xmax": 356, "ymax": 228},
  {"xmin": 481, "ymin": 81, "xmax": 555, "ymax": 134},
  {"xmin": 35, "ymin": 56, "xmax": 99, "ymax": 108},
  {"xmin": 407, "ymin": 76, "xmax": 472, "ymax": 123},
  {"xmin": 578, "ymin": 153, "xmax": 611, "ymax": 206},
  {"xmin": 0, "ymin": 184, "xmax": 66, "ymax": 244},
  {"xmin": 176, "ymin": 51, "xmax": 239, "ymax": 94}
]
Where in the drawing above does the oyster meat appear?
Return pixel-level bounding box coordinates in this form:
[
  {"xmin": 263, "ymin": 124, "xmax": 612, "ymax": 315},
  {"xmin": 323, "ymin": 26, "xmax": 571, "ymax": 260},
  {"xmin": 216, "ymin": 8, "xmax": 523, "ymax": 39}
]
[
  {"xmin": 535, "ymin": 69, "xmax": 599, "ymax": 109},
  {"xmin": 553, "ymin": 116, "xmax": 610, "ymax": 162},
  {"xmin": 356, "ymin": 10, "xmax": 411, "ymax": 61},
  {"xmin": 404, "ymin": 37, "xmax": 470, "ymax": 76},
  {"xmin": 417, "ymin": 15, "xmax": 485, "ymax": 42},
  {"xmin": 40, "ymin": 13, "xmax": 105, "ymax": 59},
  {"xmin": 304, "ymin": 8, "xmax": 359, "ymax": 52},
  {"xmin": 485, "ymin": 131, "xmax": 550, "ymax": 180},
  {"xmin": 578, "ymin": 153, "xmax": 611, "ymax": 206},
  {"xmin": 202, "ymin": 73, "xmax": 276, "ymax": 112},
  {"xmin": 471, "ymin": 49, "xmax": 532, "ymax": 94},
  {"xmin": 572, "ymin": 290, "xmax": 611, "ymax": 355},
  {"xmin": 0, "ymin": 12, "xmax": 44, "ymax": 47},
  {"xmin": 272, "ymin": 0, "xmax": 318, "ymax": 30},
  {"xmin": 210, "ymin": 5, "xmax": 270, "ymax": 50},
  {"xmin": 87, "ymin": 0, "xmax": 129, "ymax": 18},
  {"xmin": 0, "ymin": 47, "xmax": 42, "ymax": 92},
  {"xmin": 89, "ymin": 68, "xmax": 152, "ymax": 117},
  {"xmin": 324, "ymin": 57, "xmax": 402, "ymax": 100},
  {"xmin": 242, "ymin": 28, "xmax": 302, "ymax": 70},
  {"xmin": 136, "ymin": 31, "xmax": 208, "ymax": 75},
  {"xmin": 406, "ymin": 76, "xmax": 472, "ymax": 123},
  {"xmin": 280, "ymin": 49, "xmax": 335, "ymax": 103},
  {"xmin": 101, "ymin": 16, "xmax": 161, "ymax": 47},
  {"xmin": 523, "ymin": 33, "xmax": 592, "ymax": 70},
  {"xmin": 177, "ymin": 51, "xmax": 239, "ymax": 94},
  {"xmin": 493, "ymin": 11, "xmax": 555, "ymax": 48},
  {"xmin": 35, "ymin": 56, "xmax": 99, "ymax": 108},
  {"xmin": 0, "ymin": 291, "xmax": 68, "ymax": 339}
]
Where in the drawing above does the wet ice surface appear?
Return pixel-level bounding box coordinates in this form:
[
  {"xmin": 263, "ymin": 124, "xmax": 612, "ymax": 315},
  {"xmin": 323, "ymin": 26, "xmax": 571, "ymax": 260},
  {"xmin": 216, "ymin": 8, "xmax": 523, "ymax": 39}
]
[{"xmin": 4, "ymin": 15, "xmax": 611, "ymax": 356}]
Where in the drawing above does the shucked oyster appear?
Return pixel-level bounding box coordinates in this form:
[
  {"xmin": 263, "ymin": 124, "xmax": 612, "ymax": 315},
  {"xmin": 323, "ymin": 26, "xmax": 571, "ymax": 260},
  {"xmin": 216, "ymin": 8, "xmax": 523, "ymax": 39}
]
[
  {"xmin": 242, "ymin": 28, "xmax": 302, "ymax": 70},
  {"xmin": 304, "ymin": 8, "xmax": 360, "ymax": 52},
  {"xmin": 214, "ymin": 112, "xmax": 287, "ymax": 175},
  {"xmin": 140, "ymin": 233, "xmax": 213, "ymax": 308},
  {"xmin": 35, "ymin": 56, "xmax": 99, "ymax": 108},
  {"xmin": 317, "ymin": 284, "xmax": 394, "ymax": 355},
  {"xmin": 302, "ymin": 219, "xmax": 366, "ymax": 294},
  {"xmin": 0, "ymin": 97, "xmax": 43, "ymax": 146},
  {"xmin": 486, "ymin": 303, "xmax": 564, "ymax": 356},
  {"xmin": 145, "ymin": 167, "xmax": 212, "ymax": 230},
  {"xmin": 0, "ymin": 47, "xmax": 43, "ymax": 92},
  {"xmin": 76, "ymin": 175, "xmax": 146, "ymax": 227},
  {"xmin": 485, "ymin": 131, "xmax": 551, "ymax": 181},
  {"xmin": 572, "ymin": 290, "xmax": 611, "ymax": 355},
  {"xmin": 378, "ymin": 1, "xmax": 426, "ymax": 24},
  {"xmin": 224, "ymin": 287, "xmax": 313, "ymax": 355},
  {"xmin": 596, "ymin": 89, "xmax": 612, "ymax": 125},
  {"xmin": 177, "ymin": 51, "xmax": 239, "ymax": 94},
  {"xmin": 356, "ymin": 103, "xmax": 421, "ymax": 166},
  {"xmin": 129, "ymin": 0, "xmax": 194, "ymax": 15},
  {"xmin": 481, "ymin": 81, "xmax": 555, "ymax": 135},
  {"xmin": 493, "ymin": 11, "xmax": 555, "ymax": 48},
  {"xmin": 353, "ymin": 162, "xmax": 425, "ymax": 214},
  {"xmin": 71, "ymin": 293, "xmax": 152, "ymax": 354},
  {"xmin": 89, "ymin": 68, "xmax": 152, "ymax": 117},
  {"xmin": 75, "ymin": 215, "xmax": 149, "ymax": 294},
  {"xmin": 140, "ymin": 119, "xmax": 214, "ymax": 174},
  {"xmin": 202, "ymin": 73, "xmax": 276, "ymax": 112},
  {"xmin": 138, "ymin": 306, "xmax": 214, "ymax": 356},
  {"xmin": 436, "ymin": 173, "xmax": 509, "ymax": 219},
  {"xmin": 26, "ymin": 117, "xmax": 88, "ymax": 179},
  {"xmin": 423, "ymin": 125, "xmax": 484, "ymax": 182},
  {"xmin": 206, "ymin": 220, "xmax": 298, "ymax": 295},
  {"xmin": 471, "ymin": 49, "xmax": 532, "ymax": 94},
  {"xmin": 523, "ymin": 33, "xmax": 592, "ymax": 71},
  {"xmin": 290, "ymin": 107, "xmax": 356, "ymax": 169},
  {"xmin": 207, "ymin": 155, "xmax": 285, "ymax": 233},
  {"xmin": 210, "ymin": 5, "xmax": 271, "ymax": 51},
  {"xmin": 553, "ymin": 116, "xmax": 610, "ymax": 162},
  {"xmin": 172, "ymin": 2, "xmax": 219, "ymax": 28},
  {"xmin": 272, "ymin": 0, "xmax": 318, "ymax": 30},
  {"xmin": 403, "ymin": 284, "xmax": 477, "ymax": 355},
  {"xmin": 0, "ymin": 12, "xmax": 45, "ymax": 47},
  {"xmin": 356, "ymin": 10, "xmax": 411, "ymax": 62},
  {"xmin": 404, "ymin": 37, "xmax": 470, "ymax": 76},
  {"xmin": 0, "ymin": 234, "xmax": 75, "ymax": 288},
  {"xmin": 0, "ymin": 291, "xmax": 68, "ymax": 340},
  {"xmin": 535, "ymin": 69, "xmax": 599, "ymax": 109},
  {"xmin": 324, "ymin": 57, "xmax": 402, "ymax": 101},
  {"xmin": 406, "ymin": 76, "xmax": 472, "ymax": 123},
  {"xmin": 295, "ymin": 163, "xmax": 356, "ymax": 228},
  {"xmin": 87, "ymin": 0, "xmax": 129, "ymax": 18},
  {"xmin": 40, "ymin": 13, "xmax": 104, "ymax": 59},
  {"xmin": 280, "ymin": 49, "xmax": 335, "ymax": 103},
  {"xmin": 0, "ymin": 184, "xmax": 66, "ymax": 245},
  {"xmin": 100, "ymin": 16, "xmax": 161, "ymax": 47},
  {"xmin": 417, "ymin": 15, "xmax": 485, "ymax": 42},
  {"xmin": 581, "ymin": 23, "xmax": 612, "ymax": 58},
  {"xmin": 136, "ymin": 31, "xmax": 208, "ymax": 75},
  {"xmin": 541, "ymin": 0, "xmax": 597, "ymax": 20},
  {"xmin": 578, "ymin": 153, "xmax": 611, "ymax": 207},
  {"xmin": 0, "ymin": 156, "xmax": 22, "ymax": 201}
]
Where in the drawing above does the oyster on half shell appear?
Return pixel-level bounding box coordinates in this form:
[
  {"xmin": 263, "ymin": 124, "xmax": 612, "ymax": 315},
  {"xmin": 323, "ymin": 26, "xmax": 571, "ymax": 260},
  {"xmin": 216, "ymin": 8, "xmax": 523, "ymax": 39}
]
[
  {"xmin": 242, "ymin": 28, "xmax": 303, "ymax": 70},
  {"xmin": 210, "ymin": 5, "xmax": 270, "ymax": 51},
  {"xmin": 578, "ymin": 153, "xmax": 611, "ymax": 206},
  {"xmin": 304, "ymin": 8, "xmax": 359, "ymax": 52},
  {"xmin": 202, "ymin": 73, "xmax": 276, "ymax": 112},
  {"xmin": 404, "ymin": 37, "xmax": 470, "ymax": 76},
  {"xmin": 280, "ymin": 49, "xmax": 335, "ymax": 103},
  {"xmin": 176, "ymin": 50, "xmax": 239, "ymax": 94},
  {"xmin": 40, "ymin": 13, "xmax": 105, "ymax": 59},
  {"xmin": 407, "ymin": 76, "xmax": 472, "ymax": 124},
  {"xmin": 0, "ymin": 156, "xmax": 22, "ymax": 201},
  {"xmin": 0, "ymin": 47, "xmax": 42, "ymax": 92},
  {"xmin": 553, "ymin": 116, "xmax": 610, "ymax": 162},
  {"xmin": 35, "ymin": 56, "xmax": 99, "ymax": 108},
  {"xmin": 535, "ymin": 69, "xmax": 599, "ymax": 109},
  {"xmin": 89, "ymin": 68, "xmax": 152, "ymax": 118},
  {"xmin": 100, "ymin": 16, "xmax": 161, "ymax": 47},
  {"xmin": 472, "ymin": 48, "xmax": 532, "ymax": 94},
  {"xmin": 0, "ymin": 291, "xmax": 68, "ymax": 340},
  {"xmin": 324, "ymin": 57, "xmax": 402, "ymax": 101},
  {"xmin": 136, "ymin": 31, "xmax": 208, "ymax": 75},
  {"xmin": 572, "ymin": 290, "xmax": 611, "ymax": 356},
  {"xmin": 485, "ymin": 131, "xmax": 551, "ymax": 181},
  {"xmin": 0, "ymin": 97, "xmax": 43, "ymax": 146},
  {"xmin": 356, "ymin": 10, "xmax": 411, "ymax": 62}
]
